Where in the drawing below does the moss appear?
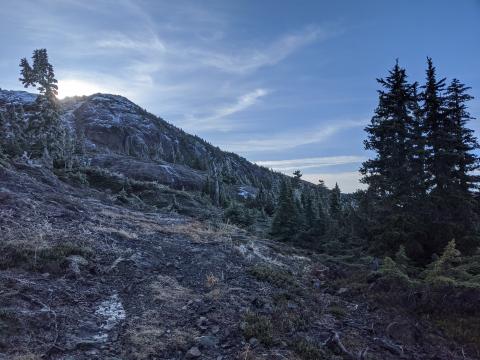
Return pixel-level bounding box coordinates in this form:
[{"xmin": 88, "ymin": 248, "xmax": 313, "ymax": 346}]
[
  {"xmin": 435, "ymin": 315, "xmax": 480, "ymax": 349},
  {"xmin": 328, "ymin": 304, "xmax": 348, "ymax": 319},
  {"xmin": 278, "ymin": 310, "xmax": 310, "ymax": 332},
  {"xmin": 248, "ymin": 264, "xmax": 297, "ymax": 289},
  {"xmin": 272, "ymin": 291, "xmax": 296, "ymax": 305},
  {"xmin": 242, "ymin": 312, "xmax": 274, "ymax": 347},
  {"xmin": 292, "ymin": 339, "xmax": 328, "ymax": 360},
  {"xmin": 0, "ymin": 242, "xmax": 91, "ymax": 273}
]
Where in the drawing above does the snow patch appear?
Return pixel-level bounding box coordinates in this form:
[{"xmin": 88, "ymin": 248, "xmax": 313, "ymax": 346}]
[{"xmin": 95, "ymin": 293, "xmax": 126, "ymax": 339}]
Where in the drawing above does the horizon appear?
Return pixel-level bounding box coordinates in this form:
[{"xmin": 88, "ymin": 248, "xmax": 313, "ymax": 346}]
[{"xmin": 1, "ymin": 0, "xmax": 479, "ymax": 192}]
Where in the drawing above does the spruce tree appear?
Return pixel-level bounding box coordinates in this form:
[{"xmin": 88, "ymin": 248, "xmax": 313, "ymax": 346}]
[
  {"xmin": 421, "ymin": 60, "xmax": 479, "ymax": 254},
  {"xmin": 422, "ymin": 57, "xmax": 448, "ymax": 193},
  {"xmin": 19, "ymin": 49, "xmax": 62, "ymax": 159},
  {"xmin": 270, "ymin": 179, "xmax": 300, "ymax": 241},
  {"xmin": 329, "ymin": 183, "xmax": 342, "ymax": 220},
  {"xmin": 361, "ymin": 61, "xmax": 418, "ymax": 204},
  {"xmin": 292, "ymin": 169, "xmax": 302, "ymax": 188},
  {"xmin": 444, "ymin": 79, "xmax": 479, "ymax": 193},
  {"xmin": 360, "ymin": 61, "xmax": 424, "ymax": 255},
  {"xmin": 440, "ymin": 78, "xmax": 480, "ymax": 252}
]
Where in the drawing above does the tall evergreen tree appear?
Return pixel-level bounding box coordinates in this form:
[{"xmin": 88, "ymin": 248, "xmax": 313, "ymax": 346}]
[
  {"xmin": 329, "ymin": 183, "xmax": 342, "ymax": 219},
  {"xmin": 360, "ymin": 61, "xmax": 426, "ymax": 255},
  {"xmin": 444, "ymin": 79, "xmax": 480, "ymax": 193},
  {"xmin": 437, "ymin": 78, "xmax": 480, "ymax": 252},
  {"xmin": 361, "ymin": 61, "xmax": 419, "ymax": 204},
  {"xmin": 422, "ymin": 57, "xmax": 448, "ymax": 193},
  {"xmin": 19, "ymin": 49, "xmax": 63, "ymax": 159},
  {"xmin": 270, "ymin": 179, "xmax": 300, "ymax": 241}
]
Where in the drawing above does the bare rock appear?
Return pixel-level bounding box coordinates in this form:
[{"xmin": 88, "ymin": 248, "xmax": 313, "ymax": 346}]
[{"xmin": 185, "ymin": 346, "xmax": 201, "ymax": 359}]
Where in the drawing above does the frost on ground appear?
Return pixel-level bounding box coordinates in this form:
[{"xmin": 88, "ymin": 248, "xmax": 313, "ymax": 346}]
[{"xmin": 95, "ymin": 293, "xmax": 126, "ymax": 332}]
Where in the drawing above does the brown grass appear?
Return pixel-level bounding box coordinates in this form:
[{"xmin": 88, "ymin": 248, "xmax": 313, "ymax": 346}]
[
  {"xmin": 151, "ymin": 275, "xmax": 190, "ymax": 303},
  {"xmin": 206, "ymin": 273, "xmax": 219, "ymax": 288}
]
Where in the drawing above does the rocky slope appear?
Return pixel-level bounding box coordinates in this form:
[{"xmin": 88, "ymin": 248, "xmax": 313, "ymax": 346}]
[
  {"xmin": 60, "ymin": 92, "xmax": 289, "ymax": 196},
  {"xmin": 1, "ymin": 161, "xmax": 476, "ymax": 360},
  {"xmin": 1, "ymin": 90, "xmax": 478, "ymax": 359}
]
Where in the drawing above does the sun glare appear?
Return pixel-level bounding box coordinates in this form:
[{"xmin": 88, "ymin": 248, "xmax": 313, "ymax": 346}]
[{"xmin": 57, "ymin": 79, "xmax": 108, "ymax": 99}]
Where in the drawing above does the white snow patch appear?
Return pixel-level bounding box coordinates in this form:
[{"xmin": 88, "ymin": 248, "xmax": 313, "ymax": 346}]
[{"xmin": 95, "ymin": 293, "xmax": 126, "ymax": 332}]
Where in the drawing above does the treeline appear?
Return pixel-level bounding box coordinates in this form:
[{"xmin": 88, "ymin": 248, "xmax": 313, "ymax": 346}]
[{"xmin": 269, "ymin": 59, "xmax": 479, "ymax": 264}]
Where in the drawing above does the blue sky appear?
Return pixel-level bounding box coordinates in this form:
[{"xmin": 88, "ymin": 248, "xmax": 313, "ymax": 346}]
[{"xmin": 1, "ymin": 0, "xmax": 479, "ymax": 191}]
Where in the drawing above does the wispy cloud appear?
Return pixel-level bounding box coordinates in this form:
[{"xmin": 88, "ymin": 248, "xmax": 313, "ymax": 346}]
[
  {"xmin": 222, "ymin": 119, "xmax": 366, "ymax": 152},
  {"xmin": 95, "ymin": 33, "xmax": 166, "ymax": 52},
  {"xmin": 180, "ymin": 88, "xmax": 269, "ymax": 131},
  {"xmin": 256, "ymin": 155, "xmax": 365, "ymax": 171},
  {"xmin": 189, "ymin": 26, "xmax": 331, "ymax": 74}
]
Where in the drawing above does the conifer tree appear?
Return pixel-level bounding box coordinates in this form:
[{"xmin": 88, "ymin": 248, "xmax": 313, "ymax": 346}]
[
  {"xmin": 292, "ymin": 169, "xmax": 302, "ymax": 188},
  {"xmin": 421, "ymin": 60, "xmax": 480, "ymax": 253},
  {"xmin": 270, "ymin": 179, "xmax": 300, "ymax": 241},
  {"xmin": 422, "ymin": 57, "xmax": 448, "ymax": 193},
  {"xmin": 304, "ymin": 194, "xmax": 318, "ymax": 228},
  {"xmin": 329, "ymin": 183, "xmax": 342, "ymax": 219},
  {"xmin": 439, "ymin": 78, "xmax": 480, "ymax": 252},
  {"xmin": 444, "ymin": 79, "xmax": 479, "ymax": 193},
  {"xmin": 360, "ymin": 61, "xmax": 424, "ymax": 255},
  {"xmin": 19, "ymin": 49, "xmax": 62, "ymax": 159},
  {"xmin": 361, "ymin": 61, "xmax": 418, "ymax": 204}
]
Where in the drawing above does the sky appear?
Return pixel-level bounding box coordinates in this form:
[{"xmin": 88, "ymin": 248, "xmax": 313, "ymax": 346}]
[{"xmin": 1, "ymin": 0, "xmax": 479, "ymax": 192}]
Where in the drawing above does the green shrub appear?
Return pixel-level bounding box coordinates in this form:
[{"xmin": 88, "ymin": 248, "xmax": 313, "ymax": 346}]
[
  {"xmin": 292, "ymin": 339, "xmax": 328, "ymax": 360},
  {"xmin": 379, "ymin": 256, "xmax": 410, "ymax": 282},
  {"xmin": 242, "ymin": 312, "xmax": 274, "ymax": 347},
  {"xmin": 0, "ymin": 242, "xmax": 91, "ymax": 274},
  {"xmin": 248, "ymin": 264, "xmax": 296, "ymax": 288}
]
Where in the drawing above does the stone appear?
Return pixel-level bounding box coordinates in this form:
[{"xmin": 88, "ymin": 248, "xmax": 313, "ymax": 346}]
[
  {"xmin": 185, "ymin": 346, "xmax": 201, "ymax": 359},
  {"xmin": 196, "ymin": 316, "xmax": 208, "ymax": 331},
  {"xmin": 195, "ymin": 335, "xmax": 217, "ymax": 349},
  {"xmin": 66, "ymin": 255, "xmax": 89, "ymax": 277},
  {"xmin": 336, "ymin": 287, "xmax": 348, "ymax": 295},
  {"xmin": 248, "ymin": 337, "xmax": 258, "ymax": 347}
]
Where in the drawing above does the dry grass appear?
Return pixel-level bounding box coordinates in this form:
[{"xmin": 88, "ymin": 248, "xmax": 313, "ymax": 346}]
[
  {"xmin": 151, "ymin": 275, "xmax": 190, "ymax": 303},
  {"xmin": 100, "ymin": 208, "xmax": 238, "ymax": 244},
  {"xmin": 206, "ymin": 273, "xmax": 219, "ymax": 288},
  {"xmin": 126, "ymin": 326, "xmax": 167, "ymax": 360},
  {"xmin": 94, "ymin": 226, "xmax": 138, "ymax": 240},
  {"xmin": 127, "ymin": 321, "xmax": 196, "ymax": 360}
]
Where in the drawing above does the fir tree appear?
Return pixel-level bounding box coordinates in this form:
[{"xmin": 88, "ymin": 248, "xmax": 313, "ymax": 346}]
[
  {"xmin": 422, "ymin": 61, "xmax": 479, "ymax": 254},
  {"xmin": 422, "ymin": 57, "xmax": 448, "ymax": 193},
  {"xmin": 19, "ymin": 49, "xmax": 63, "ymax": 159},
  {"xmin": 292, "ymin": 169, "xmax": 302, "ymax": 188},
  {"xmin": 444, "ymin": 79, "xmax": 479, "ymax": 193},
  {"xmin": 270, "ymin": 179, "xmax": 300, "ymax": 241},
  {"xmin": 304, "ymin": 193, "xmax": 318, "ymax": 228},
  {"xmin": 361, "ymin": 61, "xmax": 419, "ymax": 204},
  {"xmin": 329, "ymin": 183, "xmax": 342, "ymax": 219},
  {"xmin": 20, "ymin": 49, "xmax": 58, "ymax": 100},
  {"xmin": 360, "ymin": 61, "xmax": 425, "ymax": 255}
]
